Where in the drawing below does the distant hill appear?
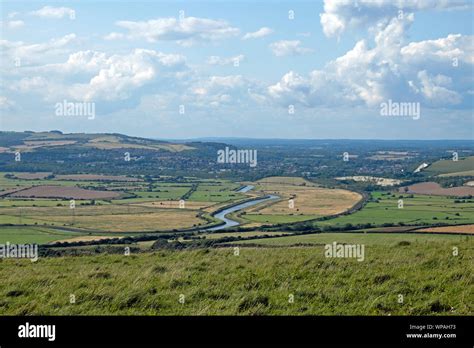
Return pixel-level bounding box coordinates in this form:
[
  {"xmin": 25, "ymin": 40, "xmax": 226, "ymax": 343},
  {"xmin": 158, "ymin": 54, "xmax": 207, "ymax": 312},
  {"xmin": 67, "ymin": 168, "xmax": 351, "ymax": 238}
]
[
  {"xmin": 0, "ymin": 131, "xmax": 195, "ymax": 154},
  {"xmin": 425, "ymin": 156, "xmax": 474, "ymax": 177},
  {"xmin": 0, "ymin": 131, "xmax": 234, "ymax": 178}
]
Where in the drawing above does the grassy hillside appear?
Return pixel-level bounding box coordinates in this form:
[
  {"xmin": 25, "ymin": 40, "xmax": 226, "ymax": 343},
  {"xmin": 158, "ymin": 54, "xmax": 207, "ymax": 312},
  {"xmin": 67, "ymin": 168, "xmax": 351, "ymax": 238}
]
[
  {"xmin": 0, "ymin": 238, "xmax": 472, "ymax": 315},
  {"xmin": 232, "ymin": 232, "xmax": 471, "ymax": 246},
  {"xmin": 425, "ymin": 156, "xmax": 474, "ymax": 176},
  {"xmin": 0, "ymin": 131, "xmax": 194, "ymax": 153}
]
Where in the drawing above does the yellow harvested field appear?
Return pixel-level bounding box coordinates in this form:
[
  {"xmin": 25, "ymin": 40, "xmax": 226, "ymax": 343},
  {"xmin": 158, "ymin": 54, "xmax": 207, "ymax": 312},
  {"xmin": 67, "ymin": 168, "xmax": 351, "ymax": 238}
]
[
  {"xmin": 52, "ymin": 235, "xmax": 120, "ymax": 243},
  {"xmin": 89, "ymin": 135, "xmax": 121, "ymax": 143},
  {"xmin": 249, "ymin": 179, "xmax": 362, "ymax": 217},
  {"xmin": 13, "ymin": 172, "xmax": 52, "ymax": 180},
  {"xmin": 13, "ymin": 140, "xmax": 77, "ymax": 151},
  {"xmin": 85, "ymin": 142, "xmax": 162, "ymax": 151},
  {"xmin": 0, "ymin": 204, "xmax": 164, "ymax": 217},
  {"xmin": 155, "ymin": 144, "xmax": 195, "ymax": 152},
  {"xmin": 85, "ymin": 142, "xmax": 194, "ymax": 152},
  {"xmin": 23, "ymin": 140, "xmax": 77, "ymax": 146},
  {"xmin": 416, "ymin": 225, "xmax": 474, "ymax": 234},
  {"xmin": 41, "ymin": 210, "xmax": 206, "ymax": 232},
  {"xmin": 9, "ymin": 185, "xmax": 121, "ymax": 199}
]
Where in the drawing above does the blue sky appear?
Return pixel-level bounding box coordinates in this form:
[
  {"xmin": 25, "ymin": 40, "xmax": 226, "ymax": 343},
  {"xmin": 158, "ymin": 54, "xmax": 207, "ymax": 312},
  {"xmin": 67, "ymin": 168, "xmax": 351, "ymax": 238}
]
[{"xmin": 1, "ymin": 0, "xmax": 473, "ymax": 139}]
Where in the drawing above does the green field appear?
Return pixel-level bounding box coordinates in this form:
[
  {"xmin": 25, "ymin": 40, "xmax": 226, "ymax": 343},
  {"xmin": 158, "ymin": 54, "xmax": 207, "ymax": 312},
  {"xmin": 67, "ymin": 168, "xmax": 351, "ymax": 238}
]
[
  {"xmin": 0, "ymin": 239, "xmax": 472, "ymax": 315},
  {"xmin": 439, "ymin": 170, "xmax": 474, "ymax": 177},
  {"xmin": 315, "ymin": 192, "xmax": 474, "ymax": 228},
  {"xmin": 0, "ymin": 176, "xmax": 246, "ymax": 234},
  {"xmin": 188, "ymin": 183, "xmax": 242, "ymax": 202},
  {"xmin": 425, "ymin": 156, "xmax": 474, "ymax": 175},
  {"xmin": 0, "ymin": 226, "xmax": 86, "ymax": 244},
  {"xmin": 0, "ymin": 173, "xmax": 242, "ymax": 203},
  {"xmin": 0, "ymin": 199, "xmax": 96, "ymax": 207},
  {"xmin": 0, "ymin": 174, "xmax": 124, "ymax": 191},
  {"xmin": 242, "ymin": 213, "xmax": 317, "ymax": 224},
  {"xmin": 133, "ymin": 187, "xmax": 190, "ymax": 200}
]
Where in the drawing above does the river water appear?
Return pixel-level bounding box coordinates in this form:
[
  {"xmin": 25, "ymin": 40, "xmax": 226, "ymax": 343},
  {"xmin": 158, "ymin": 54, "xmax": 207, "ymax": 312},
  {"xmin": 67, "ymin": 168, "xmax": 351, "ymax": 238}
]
[{"xmin": 203, "ymin": 185, "xmax": 279, "ymax": 231}]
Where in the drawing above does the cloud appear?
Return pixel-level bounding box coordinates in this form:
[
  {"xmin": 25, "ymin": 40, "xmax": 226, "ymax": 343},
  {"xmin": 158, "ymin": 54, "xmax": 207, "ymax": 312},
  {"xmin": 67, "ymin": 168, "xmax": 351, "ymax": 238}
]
[
  {"xmin": 401, "ymin": 34, "xmax": 473, "ymax": 65},
  {"xmin": 268, "ymin": 15, "xmax": 473, "ymax": 110},
  {"xmin": 267, "ymin": 71, "xmax": 314, "ymax": 106},
  {"xmin": 320, "ymin": 0, "xmax": 471, "ymax": 38},
  {"xmin": 7, "ymin": 48, "xmax": 189, "ymax": 113},
  {"xmin": 8, "ymin": 12, "xmax": 20, "ymax": 19},
  {"xmin": 0, "ymin": 96, "xmax": 15, "ymax": 110},
  {"xmin": 3, "ymin": 3, "xmax": 471, "ymax": 128},
  {"xmin": 66, "ymin": 49, "xmax": 188, "ymax": 103},
  {"xmin": 1, "ymin": 20, "xmax": 25, "ymax": 29},
  {"xmin": 107, "ymin": 16, "xmax": 239, "ymax": 46},
  {"xmin": 11, "ymin": 76, "xmax": 49, "ymax": 93},
  {"xmin": 416, "ymin": 70, "xmax": 462, "ymax": 105},
  {"xmin": 0, "ymin": 34, "xmax": 77, "ymax": 67},
  {"xmin": 269, "ymin": 40, "xmax": 313, "ymax": 57},
  {"xmin": 188, "ymin": 75, "xmax": 264, "ymax": 108},
  {"xmin": 30, "ymin": 6, "xmax": 75, "ymax": 19},
  {"xmin": 206, "ymin": 54, "xmax": 244, "ymax": 66},
  {"xmin": 242, "ymin": 27, "xmax": 273, "ymax": 40},
  {"xmin": 103, "ymin": 32, "xmax": 125, "ymax": 41}
]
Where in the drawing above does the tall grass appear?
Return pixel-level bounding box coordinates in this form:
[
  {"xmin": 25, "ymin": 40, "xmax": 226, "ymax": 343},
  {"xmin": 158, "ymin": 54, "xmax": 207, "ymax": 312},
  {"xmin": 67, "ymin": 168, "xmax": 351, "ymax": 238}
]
[{"xmin": 0, "ymin": 239, "xmax": 472, "ymax": 315}]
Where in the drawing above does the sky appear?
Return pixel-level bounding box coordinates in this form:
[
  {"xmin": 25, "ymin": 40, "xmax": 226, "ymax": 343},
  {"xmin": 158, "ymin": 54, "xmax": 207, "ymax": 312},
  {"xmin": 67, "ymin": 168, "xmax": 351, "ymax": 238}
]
[{"xmin": 0, "ymin": 0, "xmax": 473, "ymax": 140}]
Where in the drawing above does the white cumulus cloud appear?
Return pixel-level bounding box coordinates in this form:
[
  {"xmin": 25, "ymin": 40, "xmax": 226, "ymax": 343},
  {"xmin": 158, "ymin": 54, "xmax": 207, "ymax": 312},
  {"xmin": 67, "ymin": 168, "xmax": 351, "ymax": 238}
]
[
  {"xmin": 242, "ymin": 27, "xmax": 273, "ymax": 40},
  {"xmin": 0, "ymin": 34, "xmax": 77, "ymax": 67},
  {"xmin": 269, "ymin": 15, "xmax": 473, "ymax": 110},
  {"xmin": 30, "ymin": 6, "xmax": 75, "ymax": 19},
  {"xmin": 206, "ymin": 54, "xmax": 244, "ymax": 66},
  {"xmin": 269, "ymin": 40, "xmax": 313, "ymax": 57},
  {"xmin": 1, "ymin": 20, "xmax": 25, "ymax": 29},
  {"xmin": 320, "ymin": 0, "xmax": 471, "ymax": 38},
  {"xmin": 106, "ymin": 16, "xmax": 239, "ymax": 46}
]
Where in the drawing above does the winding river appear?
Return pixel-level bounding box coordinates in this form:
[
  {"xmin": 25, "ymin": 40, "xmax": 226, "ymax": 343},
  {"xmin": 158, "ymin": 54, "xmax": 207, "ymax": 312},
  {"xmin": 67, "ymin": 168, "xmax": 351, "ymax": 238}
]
[{"xmin": 204, "ymin": 185, "xmax": 279, "ymax": 231}]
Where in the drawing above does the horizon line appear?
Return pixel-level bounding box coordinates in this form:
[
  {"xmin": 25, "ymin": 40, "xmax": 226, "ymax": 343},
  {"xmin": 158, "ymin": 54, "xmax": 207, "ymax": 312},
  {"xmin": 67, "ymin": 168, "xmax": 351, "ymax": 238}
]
[{"xmin": 1, "ymin": 130, "xmax": 473, "ymax": 142}]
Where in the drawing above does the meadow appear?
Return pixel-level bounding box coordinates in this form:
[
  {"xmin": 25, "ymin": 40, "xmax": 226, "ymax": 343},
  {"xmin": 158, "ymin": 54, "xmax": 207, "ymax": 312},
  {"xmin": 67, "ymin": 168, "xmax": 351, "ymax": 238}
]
[
  {"xmin": 0, "ymin": 174, "xmax": 246, "ymax": 234},
  {"xmin": 0, "ymin": 226, "xmax": 87, "ymax": 244},
  {"xmin": 232, "ymin": 232, "xmax": 472, "ymax": 246},
  {"xmin": 314, "ymin": 192, "xmax": 474, "ymax": 228},
  {"xmin": 0, "ymin": 237, "xmax": 472, "ymax": 315}
]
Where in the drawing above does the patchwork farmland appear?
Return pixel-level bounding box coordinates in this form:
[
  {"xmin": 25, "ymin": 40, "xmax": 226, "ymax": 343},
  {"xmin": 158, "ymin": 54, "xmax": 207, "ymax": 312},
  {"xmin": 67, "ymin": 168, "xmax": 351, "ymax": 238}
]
[{"xmin": 0, "ymin": 132, "xmax": 473, "ymax": 316}]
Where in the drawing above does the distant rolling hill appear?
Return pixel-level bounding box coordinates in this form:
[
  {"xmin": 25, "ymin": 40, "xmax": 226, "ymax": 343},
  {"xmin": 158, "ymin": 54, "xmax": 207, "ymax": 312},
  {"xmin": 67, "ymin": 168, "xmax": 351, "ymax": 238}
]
[
  {"xmin": 424, "ymin": 156, "xmax": 474, "ymax": 177},
  {"xmin": 0, "ymin": 131, "xmax": 234, "ymax": 178},
  {"xmin": 0, "ymin": 131, "xmax": 195, "ymax": 154}
]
